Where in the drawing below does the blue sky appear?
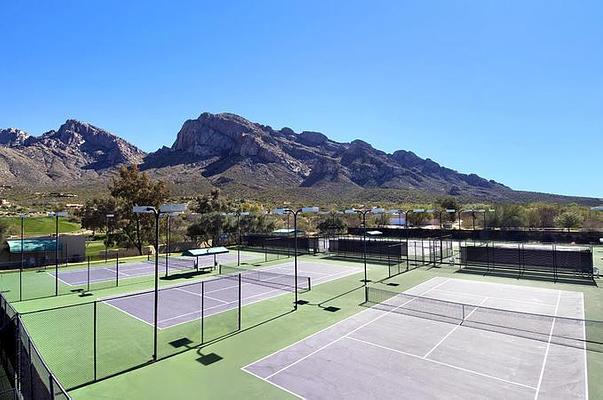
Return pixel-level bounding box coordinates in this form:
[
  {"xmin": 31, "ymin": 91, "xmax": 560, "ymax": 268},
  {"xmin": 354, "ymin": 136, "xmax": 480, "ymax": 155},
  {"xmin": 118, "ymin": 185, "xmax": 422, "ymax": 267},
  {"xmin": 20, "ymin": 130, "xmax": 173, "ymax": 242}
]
[{"xmin": 1, "ymin": 1, "xmax": 601, "ymax": 198}]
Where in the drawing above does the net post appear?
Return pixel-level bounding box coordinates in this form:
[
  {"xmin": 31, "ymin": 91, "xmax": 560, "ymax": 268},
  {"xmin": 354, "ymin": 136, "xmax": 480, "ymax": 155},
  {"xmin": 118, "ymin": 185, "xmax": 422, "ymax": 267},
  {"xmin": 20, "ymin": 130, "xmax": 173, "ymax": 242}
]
[
  {"xmin": 200, "ymin": 281, "xmax": 205, "ymax": 344},
  {"xmin": 307, "ymin": 276, "xmax": 311, "ymax": 291},
  {"xmin": 49, "ymin": 373, "xmax": 54, "ymax": 398},
  {"xmin": 93, "ymin": 300, "xmax": 97, "ymax": 381},
  {"xmin": 87, "ymin": 256, "xmax": 91, "ymax": 293},
  {"xmin": 238, "ymin": 274, "xmax": 242, "ymax": 331},
  {"xmin": 116, "ymin": 252, "xmax": 120, "ymax": 287}
]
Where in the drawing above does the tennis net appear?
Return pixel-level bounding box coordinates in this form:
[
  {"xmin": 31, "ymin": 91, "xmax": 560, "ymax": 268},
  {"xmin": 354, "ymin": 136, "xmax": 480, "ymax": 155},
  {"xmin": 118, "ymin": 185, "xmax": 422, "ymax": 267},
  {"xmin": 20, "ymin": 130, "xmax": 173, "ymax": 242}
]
[
  {"xmin": 146, "ymin": 255, "xmax": 197, "ymax": 272},
  {"xmin": 364, "ymin": 286, "xmax": 603, "ymax": 350},
  {"xmin": 219, "ymin": 265, "xmax": 311, "ymax": 292}
]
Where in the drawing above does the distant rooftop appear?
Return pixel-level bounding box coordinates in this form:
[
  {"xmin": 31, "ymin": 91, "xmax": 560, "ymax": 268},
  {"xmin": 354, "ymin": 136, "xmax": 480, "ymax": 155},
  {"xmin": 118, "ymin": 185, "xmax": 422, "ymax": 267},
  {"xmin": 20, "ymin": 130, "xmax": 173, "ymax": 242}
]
[{"xmin": 6, "ymin": 238, "xmax": 60, "ymax": 253}]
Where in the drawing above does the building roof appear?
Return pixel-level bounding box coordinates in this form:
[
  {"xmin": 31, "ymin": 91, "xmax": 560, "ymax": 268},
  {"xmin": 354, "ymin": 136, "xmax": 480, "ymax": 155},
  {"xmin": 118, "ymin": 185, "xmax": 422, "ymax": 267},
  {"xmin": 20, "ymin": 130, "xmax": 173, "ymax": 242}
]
[
  {"xmin": 183, "ymin": 247, "xmax": 229, "ymax": 257},
  {"xmin": 6, "ymin": 238, "xmax": 60, "ymax": 253}
]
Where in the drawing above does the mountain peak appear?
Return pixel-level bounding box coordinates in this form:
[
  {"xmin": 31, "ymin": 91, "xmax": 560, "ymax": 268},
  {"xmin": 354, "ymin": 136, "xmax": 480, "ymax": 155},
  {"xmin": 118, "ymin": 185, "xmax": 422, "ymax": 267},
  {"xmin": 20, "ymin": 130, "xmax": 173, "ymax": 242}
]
[{"xmin": 0, "ymin": 128, "xmax": 29, "ymax": 146}]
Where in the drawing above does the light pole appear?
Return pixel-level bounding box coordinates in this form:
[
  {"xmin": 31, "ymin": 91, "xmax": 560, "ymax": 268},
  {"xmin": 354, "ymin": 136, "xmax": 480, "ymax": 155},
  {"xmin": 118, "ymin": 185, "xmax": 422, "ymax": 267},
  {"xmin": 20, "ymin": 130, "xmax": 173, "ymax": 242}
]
[
  {"xmin": 358, "ymin": 209, "xmax": 371, "ymax": 285},
  {"xmin": 133, "ymin": 203, "xmax": 187, "ymax": 361},
  {"xmin": 105, "ymin": 214, "xmax": 115, "ymax": 263},
  {"xmin": 347, "ymin": 208, "xmax": 383, "ymax": 286},
  {"xmin": 48, "ymin": 211, "xmax": 67, "ymax": 295},
  {"xmin": 278, "ymin": 207, "xmax": 319, "ymax": 310}
]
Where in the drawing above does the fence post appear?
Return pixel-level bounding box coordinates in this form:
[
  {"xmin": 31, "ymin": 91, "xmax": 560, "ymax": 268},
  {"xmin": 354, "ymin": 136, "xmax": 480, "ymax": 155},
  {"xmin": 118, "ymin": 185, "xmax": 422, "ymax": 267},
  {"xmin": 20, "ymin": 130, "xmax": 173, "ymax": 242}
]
[
  {"xmin": 15, "ymin": 316, "xmax": 20, "ymax": 394},
  {"xmin": 93, "ymin": 301, "xmax": 97, "ymax": 381},
  {"xmin": 28, "ymin": 339, "xmax": 33, "ymax": 399},
  {"xmin": 200, "ymin": 281, "xmax": 205, "ymax": 344},
  {"xmin": 238, "ymin": 274, "xmax": 242, "ymax": 331},
  {"xmin": 116, "ymin": 252, "xmax": 120, "ymax": 287}
]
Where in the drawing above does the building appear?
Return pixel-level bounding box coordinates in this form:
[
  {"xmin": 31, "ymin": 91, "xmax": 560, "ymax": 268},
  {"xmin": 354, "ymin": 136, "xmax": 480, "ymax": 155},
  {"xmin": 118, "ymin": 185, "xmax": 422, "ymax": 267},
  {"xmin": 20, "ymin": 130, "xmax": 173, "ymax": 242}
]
[{"xmin": 0, "ymin": 235, "xmax": 86, "ymax": 269}]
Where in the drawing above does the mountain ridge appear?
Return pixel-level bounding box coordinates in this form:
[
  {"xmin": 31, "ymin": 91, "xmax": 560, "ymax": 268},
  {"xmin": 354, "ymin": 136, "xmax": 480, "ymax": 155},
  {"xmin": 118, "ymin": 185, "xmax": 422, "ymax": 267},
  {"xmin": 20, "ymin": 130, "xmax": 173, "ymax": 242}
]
[{"xmin": 0, "ymin": 112, "xmax": 598, "ymax": 204}]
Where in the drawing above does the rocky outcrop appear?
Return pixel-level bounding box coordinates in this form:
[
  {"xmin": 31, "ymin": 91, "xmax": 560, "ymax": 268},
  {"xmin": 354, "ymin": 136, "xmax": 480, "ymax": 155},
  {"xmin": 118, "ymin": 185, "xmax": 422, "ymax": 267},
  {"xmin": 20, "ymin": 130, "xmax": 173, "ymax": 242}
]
[
  {"xmin": 0, "ymin": 120, "xmax": 145, "ymax": 184},
  {"xmin": 0, "ymin": 128, "xmax": 29, "ymax": 146},
  {"xmin": 142, "ymin": 112, "xmax": 513, "ymax": 199},
  {"xmin": 1, "ymin": 112, "xmax": 594, "ymax": 204}
]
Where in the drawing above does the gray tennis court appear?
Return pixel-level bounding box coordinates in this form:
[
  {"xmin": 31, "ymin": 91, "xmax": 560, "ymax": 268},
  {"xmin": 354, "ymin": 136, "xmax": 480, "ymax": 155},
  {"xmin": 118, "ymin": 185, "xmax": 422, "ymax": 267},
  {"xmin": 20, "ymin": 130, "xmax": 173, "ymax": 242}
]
[
  {"xmin": 52, "ymin": 252, "xmax": 256, "ymax": 286},
  {"xmin": 104, "ymin": 260, "xmax": 362, "ymax": 329},
  {"xmin": 244, "ymin": 277, "xmax": 588, "ymax": 399}
]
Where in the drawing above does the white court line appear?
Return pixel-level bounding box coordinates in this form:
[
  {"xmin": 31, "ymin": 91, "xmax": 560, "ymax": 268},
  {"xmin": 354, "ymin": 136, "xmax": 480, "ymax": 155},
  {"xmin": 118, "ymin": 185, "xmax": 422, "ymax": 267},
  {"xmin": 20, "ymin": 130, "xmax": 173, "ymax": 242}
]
[
  {"xmin": 345, "ymin": 336, "xmax": 536, "ymax": 391},
  {"xmin": 534, "ymin": 290, "xmax": 561, "ymax": 400},
  {"xmin": 106, "ymin": 259, "xmax": 377, "ymax": 330},
  {"xmin": 263, "ymin": 278, "xmax": 451, "ymax": 380},
  {"xmin": 269, "ymin": 266, "xmax": 331, "ymax": 277},
  {"xmin": 102, "ymin": 299, "xmax": 157, "ymax": 327},
  {"xmin": 422, "ymin": 296, "xmax": 489, "ymax": 359},
  {"xmin": 158, "ymin": 287, "xmax": 285, "ymax": 326},
  {"xmin": 241, "ymin": 276, "xmax": 446, "ymax": 372},
  {"xmin": 242, "ymin": 368, "xmax": 304, "ymax": 400},
  {"xmin": 428, "ymin": 288, "xmax": 557, "ymax": 310},
  {"xmin": 443, "ymin": 278, "xmax": 565, "ymax": 295},
  {"xmin": 173, "ymin": 287, "xmax": 229, "ymax": 305}
]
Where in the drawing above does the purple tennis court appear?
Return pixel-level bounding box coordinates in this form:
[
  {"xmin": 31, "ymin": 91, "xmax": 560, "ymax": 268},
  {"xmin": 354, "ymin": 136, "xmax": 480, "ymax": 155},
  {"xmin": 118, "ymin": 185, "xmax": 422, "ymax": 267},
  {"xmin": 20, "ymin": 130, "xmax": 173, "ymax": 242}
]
[
  {"xmin": 244, "ymin": 277, "xmax": 588, "ymax": 400},
  {"xmin": 53, "ymin": 252, "xmax": 257, "ymax": 286},
  {"xmin": 103, "ymin": 260, "xmax": 362, "ymax": 329}
]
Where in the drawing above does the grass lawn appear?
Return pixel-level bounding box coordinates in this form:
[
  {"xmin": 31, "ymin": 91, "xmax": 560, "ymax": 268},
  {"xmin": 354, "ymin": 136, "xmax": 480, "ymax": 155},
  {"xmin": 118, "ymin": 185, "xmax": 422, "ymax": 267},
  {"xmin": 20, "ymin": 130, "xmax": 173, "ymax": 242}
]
[
  {"xmin": 85, "ymin": 240, "xmax": 107, "ymax": 257},
  {"xmin": 10, "ymin": 249, "xmax": 603, "ymax": 400},
  {"xmin": 3, "ymin": 216, "xmax": 81, "ymax": 237}
]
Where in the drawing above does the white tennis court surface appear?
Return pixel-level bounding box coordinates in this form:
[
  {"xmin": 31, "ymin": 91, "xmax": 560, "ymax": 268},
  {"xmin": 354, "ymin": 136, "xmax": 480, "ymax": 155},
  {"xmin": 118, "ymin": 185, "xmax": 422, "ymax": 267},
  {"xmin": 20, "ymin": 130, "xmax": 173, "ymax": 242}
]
[{"xmin": 244, "ymin": 277, "xmax": 588, "ymax": 399}]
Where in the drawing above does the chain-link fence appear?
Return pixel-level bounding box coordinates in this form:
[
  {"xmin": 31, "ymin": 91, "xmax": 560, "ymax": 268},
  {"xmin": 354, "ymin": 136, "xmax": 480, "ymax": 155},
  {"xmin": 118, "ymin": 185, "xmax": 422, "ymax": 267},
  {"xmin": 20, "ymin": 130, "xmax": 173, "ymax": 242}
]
[
  {"xmin": 0, "ymin": 293, "xmax": 70, "ymax": 400},
  {"xmin": 0, "ymin": 251, "xmax": 205, "ymax": 304},
  {"xmin": 458, "ymin": 241, "xmax": 595, "ymax": 283},
  {"xmin": 16, "ymin": 270, "xmax": 301, "ymax": 391}
]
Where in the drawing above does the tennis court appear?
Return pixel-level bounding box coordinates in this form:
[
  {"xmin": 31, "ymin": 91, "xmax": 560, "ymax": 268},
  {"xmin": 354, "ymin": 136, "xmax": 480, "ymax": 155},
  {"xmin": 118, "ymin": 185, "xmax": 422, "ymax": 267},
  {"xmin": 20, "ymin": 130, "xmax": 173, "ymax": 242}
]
[
  {"xmin": 244, "ymin": 277, "xmax": 588, "ymax": 399},
  {"xmin": 106, "ymin": 260, "xmax": 362, "ymax": 329},
  {"xmin": 52, "ymin": 252, "xmax": 255, "ymax": 286}
]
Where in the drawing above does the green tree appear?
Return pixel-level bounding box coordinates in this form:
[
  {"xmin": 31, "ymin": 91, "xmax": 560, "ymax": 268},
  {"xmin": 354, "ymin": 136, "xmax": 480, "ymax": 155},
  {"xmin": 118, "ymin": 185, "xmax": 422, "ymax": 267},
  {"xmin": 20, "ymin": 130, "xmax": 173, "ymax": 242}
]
[
  {"xmin": 0, "ymin": 220, "xmax": 7, "ymax": 244},
  {"xmin": 536, "ymin": 204, "xmax": 559, "ymax": 228},
  {"xmin": 109, "ymin": 165, "xmax": 170, "ymax": 254},
  {"xmin": 438, "ymin": 197, "xmax": 460, "ymax": 222},
  {"xmin": 555, "ymin": 210, "xmax": 584, "ymax": 231},
  {"xmin": 78, "ymin": 198, "xmax": 117, "ymax": 235},
  {"xmin": 489, "ymin": 204, "xmax": 527, "ymax": 228},
  {"xmin": 316, "ymin": 214, "xmax": 347, "ymax": 235},
  {"xmin": 192, "ymin": 189, "xmax": 232, "ymax": 214}
]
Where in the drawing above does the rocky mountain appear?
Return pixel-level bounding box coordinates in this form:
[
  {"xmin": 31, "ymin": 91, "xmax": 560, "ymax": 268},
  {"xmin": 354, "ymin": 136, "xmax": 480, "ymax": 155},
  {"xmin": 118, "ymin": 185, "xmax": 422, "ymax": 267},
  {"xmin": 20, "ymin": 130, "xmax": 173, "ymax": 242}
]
[
  {"xmin": 0, "ymin": 120, "xmax": 145, "ymax": 185},
  {"xmin": 142, "ymin": 112, "xmax": 512, "ymax": 200},
  {"xmin": 0, "ymin": 128, "xmax": 29, "ymax": 146},
  {"xmin": 0, "ymin": 113, "xmax": 598, "ymax": 204}
]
